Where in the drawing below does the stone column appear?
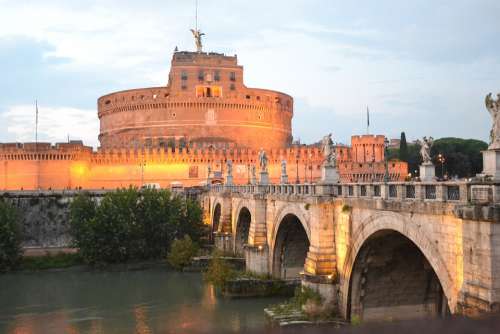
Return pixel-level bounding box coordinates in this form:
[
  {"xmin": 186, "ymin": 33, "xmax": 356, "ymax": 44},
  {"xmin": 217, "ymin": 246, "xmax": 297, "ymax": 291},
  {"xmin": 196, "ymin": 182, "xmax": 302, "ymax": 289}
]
[
  {"xmin": 303, "ymin": 201, "xmax": 337, "ymax": 303},
  {"xmin": 245, "ymin": 197, "xmax": 269, "ymax": 275}
]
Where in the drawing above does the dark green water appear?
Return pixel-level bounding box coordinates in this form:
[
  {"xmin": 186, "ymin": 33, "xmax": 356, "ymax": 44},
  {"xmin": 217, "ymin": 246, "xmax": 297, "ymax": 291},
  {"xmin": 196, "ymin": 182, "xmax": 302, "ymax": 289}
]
[{"xmin": 0, "ymin": 269, "xmax": 283, "ymax": 334}]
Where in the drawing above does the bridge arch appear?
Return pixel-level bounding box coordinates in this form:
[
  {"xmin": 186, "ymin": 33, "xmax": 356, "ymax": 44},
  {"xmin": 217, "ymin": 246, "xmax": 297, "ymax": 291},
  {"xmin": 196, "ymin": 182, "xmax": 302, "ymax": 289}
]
[
  {"xmin": 234, "ymin": 206, "xmax": 252, "ymax": 256},
  {"xmin": 211, "ymin": 201, "xmax": 222, "ymax": 234},
  {"xmin": 271, "ymin": 209, "xmax": 311, "ymax": 279},
  {"xmin": 340, "ymin": 212, "xmax": 454, "ymax": 321}
]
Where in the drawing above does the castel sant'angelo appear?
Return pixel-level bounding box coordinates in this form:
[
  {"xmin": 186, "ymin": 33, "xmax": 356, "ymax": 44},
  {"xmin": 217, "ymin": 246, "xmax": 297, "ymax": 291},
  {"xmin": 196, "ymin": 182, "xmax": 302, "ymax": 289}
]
[{"xmin": 0, "ymin": 30, "xmax": 407, "ymax": 190}]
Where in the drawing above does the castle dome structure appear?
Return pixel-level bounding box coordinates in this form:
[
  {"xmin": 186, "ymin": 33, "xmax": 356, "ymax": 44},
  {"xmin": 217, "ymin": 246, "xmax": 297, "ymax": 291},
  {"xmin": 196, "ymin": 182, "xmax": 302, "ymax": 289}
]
[{"xmin": 98, "ymin": 48, "xmax": 293, "ymax": 149}]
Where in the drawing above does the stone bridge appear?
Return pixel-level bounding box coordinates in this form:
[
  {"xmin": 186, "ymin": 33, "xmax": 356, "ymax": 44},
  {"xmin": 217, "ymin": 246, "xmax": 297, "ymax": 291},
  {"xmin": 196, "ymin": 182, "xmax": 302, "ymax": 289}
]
[{"xmin": 202, "ymin": 181, "xmax": 500, "ymax": 321}]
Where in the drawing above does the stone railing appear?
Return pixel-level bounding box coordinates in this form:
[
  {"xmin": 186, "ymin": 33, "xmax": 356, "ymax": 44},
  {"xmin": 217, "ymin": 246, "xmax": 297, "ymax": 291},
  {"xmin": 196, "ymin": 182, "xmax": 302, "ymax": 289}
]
[{"xmin": 209, "ymin": 181, "xmax": 500, "ymax": 205}]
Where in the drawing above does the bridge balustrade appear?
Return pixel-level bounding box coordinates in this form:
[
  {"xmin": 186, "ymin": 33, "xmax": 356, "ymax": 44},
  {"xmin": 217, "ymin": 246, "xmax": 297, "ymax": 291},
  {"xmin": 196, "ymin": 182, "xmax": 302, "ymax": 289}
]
[{"xmin": 206, "ymin": 180, "xmax": 500, "ymax": 205}]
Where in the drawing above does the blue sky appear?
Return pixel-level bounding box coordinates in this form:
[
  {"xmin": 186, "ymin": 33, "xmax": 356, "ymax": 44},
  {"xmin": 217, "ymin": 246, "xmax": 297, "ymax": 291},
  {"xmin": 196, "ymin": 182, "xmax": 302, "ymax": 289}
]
[{"xmin": 1, "ymin": 0, "xmax": 499, "ymax": 147}]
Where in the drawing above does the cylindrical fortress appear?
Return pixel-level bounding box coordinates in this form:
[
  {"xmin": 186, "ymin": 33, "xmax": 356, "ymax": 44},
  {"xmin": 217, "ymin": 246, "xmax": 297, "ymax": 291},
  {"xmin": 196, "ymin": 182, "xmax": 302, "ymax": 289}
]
[{"xmin": 98, "ymin": 51, "xmax": 293, "ymax": 149}]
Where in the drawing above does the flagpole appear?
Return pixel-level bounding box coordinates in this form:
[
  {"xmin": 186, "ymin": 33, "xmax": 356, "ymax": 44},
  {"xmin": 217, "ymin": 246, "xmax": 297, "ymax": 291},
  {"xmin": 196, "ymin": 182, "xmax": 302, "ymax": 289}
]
[
  {"xmin": 367, "ymin": 106, "xmax": 370, "ymax": 135},
  {"xmin": 35, "ymin": 100, "xmax": 39, "ymax": 147},
  {"xmin": 35, "ymin": 100, "xmax": 40, "ymax": 190}
]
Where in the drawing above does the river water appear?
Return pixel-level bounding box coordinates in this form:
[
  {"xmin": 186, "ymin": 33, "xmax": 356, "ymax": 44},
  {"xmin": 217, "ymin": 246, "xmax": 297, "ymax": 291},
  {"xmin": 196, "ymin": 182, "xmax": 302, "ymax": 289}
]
[{"xmin": 0, "ymin": 269, "xmax": 284, "ymax": 334}]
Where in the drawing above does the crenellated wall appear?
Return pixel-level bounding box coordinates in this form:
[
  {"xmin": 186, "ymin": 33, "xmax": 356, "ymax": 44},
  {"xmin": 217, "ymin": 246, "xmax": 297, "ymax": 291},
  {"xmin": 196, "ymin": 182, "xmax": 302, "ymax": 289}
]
[{"xmin": 0, "ymin": 137, "xmax": 408, "ymax": 191}]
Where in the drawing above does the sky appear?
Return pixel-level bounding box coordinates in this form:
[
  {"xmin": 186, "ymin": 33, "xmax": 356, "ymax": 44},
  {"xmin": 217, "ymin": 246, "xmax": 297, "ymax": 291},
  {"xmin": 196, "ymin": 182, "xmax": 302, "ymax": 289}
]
[{"xmin": 0, "ymin": 0, "xmax": 499, "ymax": 148}]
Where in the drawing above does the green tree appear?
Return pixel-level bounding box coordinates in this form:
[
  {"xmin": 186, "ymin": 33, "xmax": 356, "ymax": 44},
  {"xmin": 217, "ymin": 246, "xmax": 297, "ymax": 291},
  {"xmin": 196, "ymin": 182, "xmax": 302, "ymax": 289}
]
[
  {"xmin": 0, "ymin": 200, "xmax": 22, "ymax": 271},
  {"xmin": 167, "ymin": 235, "xmax": 198, "ymax": 270},
  {"xmin": 431, "ymin": 138, "xmax": 487, "ymax": 178},
  {"xmin": 204, "ymin": 251, "xmax": 236, "ymax": 289},
  {"xmin": 69, "ymin": 187, "xmax": 205, "ymax": 265},
  {"xmin": 399, "ymin": 132, "xmax": 408, "ymax": 162}
]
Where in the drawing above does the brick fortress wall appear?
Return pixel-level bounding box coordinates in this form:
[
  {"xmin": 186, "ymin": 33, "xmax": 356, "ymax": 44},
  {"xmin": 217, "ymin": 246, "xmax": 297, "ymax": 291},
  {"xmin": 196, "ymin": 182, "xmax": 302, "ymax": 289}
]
[{"xmin": 0, "ymin": 137, "xmax": 408, "ymax": 191}]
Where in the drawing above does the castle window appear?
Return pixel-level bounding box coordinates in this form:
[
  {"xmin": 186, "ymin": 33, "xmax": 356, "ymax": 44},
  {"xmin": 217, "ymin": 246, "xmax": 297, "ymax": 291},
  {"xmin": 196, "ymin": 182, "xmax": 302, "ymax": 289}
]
[
  {"xmin": 196, "ymin": 85, "xmax": 222, "ymax": 98},
  {"xmin": 181, "ymin": 84, "xmax": 187, "ymax": 90},
  {"xmin": 214, "ymin": 71, "xmax": 220, "ymax": 81},
  {"xmin": 230, "ymin": 83, "xmax": 235, "ymax": 91},
  {"xmin": 181, "ymin": 71, "xmax": 188, "ymax": 80},
  {"xmin": 198, "ymin": 70, "xmax": 205, "ymax": 81},
  {"xmin": 246, "ymin": 95, "xmax": 251, "ymax": 99},
  {"xmin": 230, "ymin": 72, "xmax": 236, "ymax": 81}
]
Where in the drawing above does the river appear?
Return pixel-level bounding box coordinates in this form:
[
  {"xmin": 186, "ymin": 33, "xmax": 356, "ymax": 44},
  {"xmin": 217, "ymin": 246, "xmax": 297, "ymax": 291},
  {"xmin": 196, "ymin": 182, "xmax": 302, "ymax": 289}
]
[{"xmin": 0, "ymin": 268, "xmax": 285, "ymax": 334}]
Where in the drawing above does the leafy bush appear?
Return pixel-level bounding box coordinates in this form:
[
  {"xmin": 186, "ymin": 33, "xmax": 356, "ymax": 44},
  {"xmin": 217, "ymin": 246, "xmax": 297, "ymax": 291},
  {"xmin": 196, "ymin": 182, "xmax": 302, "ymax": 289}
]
[
  {"xmin": 70, "ymin": 187, "xmax": 205, "ymax": 265},
  {"xmin": 204, "ymin": 251, "xmax": 236, "ymax": 289},
  {"xmin": 0, "ymin": 200, "xmax": 22, "ymax": 272},
  {"xmin": 21, "ymin": 252, "xmax": 82, "ymax": 270},
  {"xmin": 167, "ymin": 235, "xmax": 199, "ymax": 270}
]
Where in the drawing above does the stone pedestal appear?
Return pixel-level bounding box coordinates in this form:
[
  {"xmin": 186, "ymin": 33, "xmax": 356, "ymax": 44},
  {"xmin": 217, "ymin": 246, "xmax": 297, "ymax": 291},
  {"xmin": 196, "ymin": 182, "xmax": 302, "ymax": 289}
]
[
  {"xmin": 321, "ymin": 165, "xmax": 340, "ymax": 184},
  {"xmin": 244, "ymin": 245, "xmax": 269, "ymax": 275},
  {"xmin": 301, "ymin": 274, "xmax": 338, "ymax": 304},
  {"xmin": 481, "ymin": 149, "xmax": 500, "ymax": 181},
  {"xmin": 226, "ymin": 175, "xmax": 233, "ymax": 185},
  {"xmin": 259, "ymin": 171, "xmax": 269, "ymax": 185},
  {"xmin": 214, "ymin": 232, "xmax": 233, "ymax": 253},
  {"xmin": 419, "ymin": 163, "xmax": 436, "ymax": 182},
  {"xmin": 280, "ymin": 174, "xmax": 288, "ymax": 184}
]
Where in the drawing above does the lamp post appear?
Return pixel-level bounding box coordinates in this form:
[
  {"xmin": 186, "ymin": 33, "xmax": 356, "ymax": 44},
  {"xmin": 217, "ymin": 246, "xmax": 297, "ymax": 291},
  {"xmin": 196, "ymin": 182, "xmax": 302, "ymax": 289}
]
[
  {"xmin": 295, "ymin": 151, "xmax": 300, "ymax": 184},
  {"xmin": 140, "ymin": 157, "xmax": 146, "ymax": 188},
  {"xmin": 383, "ymin": 138, "xmax": 390, "ymax": 183},
  {"xmin": 437, "ymin": 154, "xmax": 446, "ymax": 179},
  {"xmin": 309, "ymin": 153, "xmax": 313, "ymax": 183}
]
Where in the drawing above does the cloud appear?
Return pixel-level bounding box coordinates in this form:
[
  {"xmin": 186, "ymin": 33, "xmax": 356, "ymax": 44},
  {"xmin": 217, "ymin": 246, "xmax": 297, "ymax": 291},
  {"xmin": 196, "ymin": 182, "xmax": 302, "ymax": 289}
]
[
  {"xmin": 2, "ymin": 105, "xmax": 99, "ymax": 147},
  {"xmin": 0, "ymin": 0, "xmax": 498, "ymax": 147}
]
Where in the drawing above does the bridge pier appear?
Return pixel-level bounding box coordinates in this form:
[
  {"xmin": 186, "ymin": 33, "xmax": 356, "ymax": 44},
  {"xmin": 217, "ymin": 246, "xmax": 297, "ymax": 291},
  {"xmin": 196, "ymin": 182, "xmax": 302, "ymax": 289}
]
[
  {"xmin": 213, "ymin": 232, "xmax": 233, "ymax": 253},
  {"xmin": 245, "ymin": 244, "xmax": 269, "ymax": 274}
]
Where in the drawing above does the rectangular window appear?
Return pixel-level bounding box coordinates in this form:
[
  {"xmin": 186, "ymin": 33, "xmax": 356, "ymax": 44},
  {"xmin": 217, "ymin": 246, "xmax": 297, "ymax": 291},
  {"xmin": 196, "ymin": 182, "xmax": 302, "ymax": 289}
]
[
  {"xmin": 230, "ymin": 83, "xmax": 236, "ymax": 91},
  {"xmin": 196, "ymin": 86, "xmax": 222, "ymax": 98},
  {"xmin": 230, "ymin": 72, "xmax": 236, "ymax": 81},
  {"xmin": 198, "ymin": 70, "xmax": 204, "ymax": 81},
  {"xmin": 181, "ymin": 71, "xmax": 188, "ymax": 80},
  {"xmin": 214, "ymin": 71, "xmax": 220, "ymax": 81}
]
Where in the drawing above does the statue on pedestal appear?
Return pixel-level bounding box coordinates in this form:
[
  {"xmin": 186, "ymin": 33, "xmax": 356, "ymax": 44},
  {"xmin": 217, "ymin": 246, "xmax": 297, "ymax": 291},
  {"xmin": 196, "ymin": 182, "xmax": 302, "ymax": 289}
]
[
  {"xmin": 486, "ymin": 93, "xmax": 500, "ymax": 149},
  {"xmin": 321, "ymin": 133, "xmax": 336, "ymax": 167},
  {"xmin": 225, "ymin": 159, "xmax": 233, "ymax": 185},
  {"xmin": 280, "ymin": 159, "xmax": 288, "ymax": 184},
  {"xmin": 418, "ymin": 136, "xmax": 434, "ymax": 164},
  {"xmin": 226, "ymin": 159, "xmax": 233, "ymax": 176},
  {"xmin": 251, "ymin": 165, "xmax": 257, "ymax": 184},
  {"xmin": 258, "ymin": 149, "xmax": 268, "ymax": 172}
]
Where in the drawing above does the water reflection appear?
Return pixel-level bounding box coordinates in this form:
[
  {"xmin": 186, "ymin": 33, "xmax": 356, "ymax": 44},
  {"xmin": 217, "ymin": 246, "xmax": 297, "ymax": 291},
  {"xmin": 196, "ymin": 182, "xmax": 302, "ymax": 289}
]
[{"xmin": 0, "ymin": 269, "xmax": 283, "ymax": 334}]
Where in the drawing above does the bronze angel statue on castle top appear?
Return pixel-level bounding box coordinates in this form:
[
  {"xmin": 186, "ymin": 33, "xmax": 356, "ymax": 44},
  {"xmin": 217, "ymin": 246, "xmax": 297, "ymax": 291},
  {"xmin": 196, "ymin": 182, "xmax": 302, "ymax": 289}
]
[{"xmin": 190, "ymin": 28, "xmax": 205, "ymax": 52}]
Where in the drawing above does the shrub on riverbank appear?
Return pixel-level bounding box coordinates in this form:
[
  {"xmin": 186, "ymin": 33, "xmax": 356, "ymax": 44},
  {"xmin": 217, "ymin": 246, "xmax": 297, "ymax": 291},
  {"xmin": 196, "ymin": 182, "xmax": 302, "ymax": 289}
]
[
  {"xmin": 204, "ymin": 251, "xmax": 237, "ymax": 289},
  {"xmin": 70, "ymin": 188, "xmax": 204, "ymax": 265},
  {"xmin": 167, "ymin": 235, "xmax": 199, "ymax": 270},
  {"xmin": 0, "ymin": 200, "xmax": 22, "ymax": 272},
  {"xmin": 20, "ymin": 252, "xmax": 82, "ymax": 270},
  {"xmin": 267, "ymin": 286, "xmax": 336, "ymax": 321}
]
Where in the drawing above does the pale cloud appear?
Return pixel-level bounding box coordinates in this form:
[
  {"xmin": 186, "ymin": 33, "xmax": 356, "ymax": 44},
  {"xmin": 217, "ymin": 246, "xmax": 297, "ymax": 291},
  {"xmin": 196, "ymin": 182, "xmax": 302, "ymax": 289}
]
[
  {"xmin": 2, "ymin": 105, "xmax": 99, "ymax": 147},
  {"xmin": 0, "ymin": 0, "xmax": 499, "ymax": 146}
]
